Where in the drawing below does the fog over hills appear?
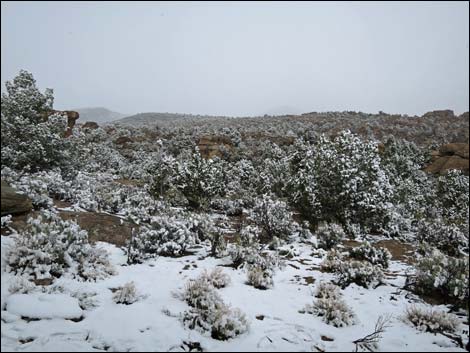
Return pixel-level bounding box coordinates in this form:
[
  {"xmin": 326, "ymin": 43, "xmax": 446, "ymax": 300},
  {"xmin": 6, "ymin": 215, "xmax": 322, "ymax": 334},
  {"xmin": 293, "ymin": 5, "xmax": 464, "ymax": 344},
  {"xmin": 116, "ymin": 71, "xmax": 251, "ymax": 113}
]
[{"xmin": 74, "ymin": 107, "xmax": 127, "ymax": 124}]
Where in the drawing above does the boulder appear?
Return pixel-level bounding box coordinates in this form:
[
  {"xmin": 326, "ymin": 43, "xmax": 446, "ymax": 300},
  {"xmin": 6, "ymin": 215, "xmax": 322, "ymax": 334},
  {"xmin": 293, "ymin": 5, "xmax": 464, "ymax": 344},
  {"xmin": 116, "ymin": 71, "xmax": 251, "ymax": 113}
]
[
  {"xmin": 1, "ymin": 181, "xmax": 33, "ymax": 216},
  {"xmin": 82, "ymin": 121, "xmax": 99, "ymax": 130},
  {"xmin": 424, "ymin": 143, "xmax": 469, "ymax": 175}
]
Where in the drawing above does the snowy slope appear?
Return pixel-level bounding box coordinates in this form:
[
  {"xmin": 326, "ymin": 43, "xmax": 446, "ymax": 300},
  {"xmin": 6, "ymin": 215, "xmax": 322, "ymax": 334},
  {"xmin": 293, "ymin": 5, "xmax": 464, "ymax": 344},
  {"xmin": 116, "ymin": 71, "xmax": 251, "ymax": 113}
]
[{"xmin": 1, "ymin": 237, "xmax": 467, "ymax": 352}]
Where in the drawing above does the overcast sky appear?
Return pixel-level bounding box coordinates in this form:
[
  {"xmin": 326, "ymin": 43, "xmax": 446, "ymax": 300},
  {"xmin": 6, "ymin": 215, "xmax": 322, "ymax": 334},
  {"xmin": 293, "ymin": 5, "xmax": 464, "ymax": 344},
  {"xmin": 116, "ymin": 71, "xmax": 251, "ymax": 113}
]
[{"xmin": 1, "ymin": 1, "xmax": 469, "ymax": 116}]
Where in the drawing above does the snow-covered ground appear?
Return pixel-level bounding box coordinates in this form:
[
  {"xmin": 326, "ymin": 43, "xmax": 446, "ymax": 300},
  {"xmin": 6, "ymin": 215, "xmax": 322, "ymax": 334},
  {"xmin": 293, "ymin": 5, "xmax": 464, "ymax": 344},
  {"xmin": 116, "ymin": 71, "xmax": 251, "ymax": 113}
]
[{"xmin": 1, "ymin": 236, "xmax": 467, "ymax": 352}]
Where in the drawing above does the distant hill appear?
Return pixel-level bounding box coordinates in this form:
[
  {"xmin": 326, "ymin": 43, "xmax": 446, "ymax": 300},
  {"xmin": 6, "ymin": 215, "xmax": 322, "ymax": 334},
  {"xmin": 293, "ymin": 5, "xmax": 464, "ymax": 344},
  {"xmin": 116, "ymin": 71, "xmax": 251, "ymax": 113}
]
[
  {"xmin": 113, "ymin": 112, "xmax": 200, "ymax": 125},
  {"xmin": 263, "ymin": 106, "xmax": 301, "ymax": 116},
  {"xmin": 74, "ymin": 107, "xmax": 127, "ymax": 124}
]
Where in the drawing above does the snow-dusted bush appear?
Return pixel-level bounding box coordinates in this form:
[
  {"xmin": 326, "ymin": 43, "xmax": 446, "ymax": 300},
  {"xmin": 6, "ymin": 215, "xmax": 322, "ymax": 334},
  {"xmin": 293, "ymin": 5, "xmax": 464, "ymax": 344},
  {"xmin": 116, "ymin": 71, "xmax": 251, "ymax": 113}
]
[
  {"xmin": 436, "ymin": 170, "xmax": 469, "ymax": 226},
  {"xmin": 320, "ymin": 249, "xmax": 345, "ymax": 272},
  {"xmin": 180, "ymin": 277, "xmax": 249, "ymax": 340},
  {"xmin": 210, "ymin": 305, "xmax": 250, "ymax": 340},
  {"xmin": 173, "ymin": 149, "xmax": 226, "ymax": 209},
  {"xmin": 1, "ymin": 70, "xmax": 72, "ymax": 172},
  {"xmin": 316, "ymin": 223, "xmax": 346, "ymax": 250},
  {"xmin": 11, "ymin": 173, "xmax": 54, "ymax": 209},
  {"xmin": 246, "ymin": 265, "xmax": 274, "ymax": 290},
  {"xmin": 417, "ymin": 219, "xmax": 468, "ymax": 257},
  {"xmin": 349, "ymin": 242, "xmax": 392, "ymax": 269},
  {"xmin": 404, "ymin": 306, "xmax": 459, "ymax": 333},
  {"xmin": 306, "ymin": 283, "xmax": 355, "ymax": 327},
  {"xmin": 411, "ymin": 249, "xmax": 468, "ymax": 305},
  {"xmin": 314, "ymin": 281, "xmax": 342, "ymax": 300},
  {"xmin": 335, "ymin": 260, "xmax": 385, "ymax": 289},
  {"xmin": 113, "ymin": 282, "xmax": 141, "ymax": 305},
  {"xmin": 8, "ymin": 276, "xmax": 36, "ymax": 294},
  {"xmin": 250, "ymin": 194, "xmax": 296, "ymax": 242},
  {"xmin": 7, "ymin": 210, "xmax": 115, "ymax": 281},
  {"xmin": 200, "ymin": 268, "xmax": 231, "ymax": 289},
  {"xmin": 127, "ymin": 214, "xmax": 197, "ymax": 263},
  {"xmin": 1, "ymin": 215, "xmax": 12, "ymax": 228}
]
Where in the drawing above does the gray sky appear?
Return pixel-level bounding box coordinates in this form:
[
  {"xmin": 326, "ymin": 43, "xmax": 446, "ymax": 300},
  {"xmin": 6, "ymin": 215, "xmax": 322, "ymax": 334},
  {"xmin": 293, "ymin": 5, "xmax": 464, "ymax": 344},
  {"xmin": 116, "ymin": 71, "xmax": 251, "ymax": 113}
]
[{"xmin": 1, "ymin": 1, "xmax": 469, "ymax": 116}]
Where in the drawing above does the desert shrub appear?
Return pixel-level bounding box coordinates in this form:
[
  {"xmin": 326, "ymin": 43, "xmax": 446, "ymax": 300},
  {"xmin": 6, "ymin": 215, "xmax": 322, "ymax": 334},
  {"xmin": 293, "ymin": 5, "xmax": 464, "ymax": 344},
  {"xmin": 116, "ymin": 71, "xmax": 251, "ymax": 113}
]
[
  {"xmin": 173, "ymin": 149, "xmax": 226, "ymax": 209},
  {"xmin": 1, "ymin": 70, "xmax": 72, "ymax": 172},
  {"xmin": 1, "ymin": 215, "xmax": 13, "ymax": 228},
  {"xmin": 7, "ymin": 210, "xmax": 115, "ymax": 281},
  {"xmin": 249, "ymin": 194, "xmax": 296, "ymax": 242},
  {"xmin": 180, "ymin": 277, "xmax": 249, "ymax": 340},
  {"xmin": 404, "ymin": 306, "xmax": 459, "ymax": 333},
  {"xmin": 417, "ymin": 218, "xmax": 468, "ymax": 257},
  {"xmin": 316, "ymin": 223, "xmax": 346, "ymax": 250},
  {"xmin": 210, "ymin": 306, "xmax": 250, "ymax": 340},
  {"xmin": 349, "ymin": 242, "xmax": 392, "ymax": 268},
  {"xmin": 335, "ymin": 260, "xmax": 385, "ymax": 289},
  {"xmin": 314, "ymin": 281, "xmax": 342, "ymax": 300},
  {"xmin": 113, "ymin": 282, "xmax": 141, "ymax": 305},
  {"xmin": 127, "ymin": 214, "xmax": 197, "ymax": 263},
  {"xmin": 8, "ymin": 276, "xmax": 36, "ymax": 294},
  {"xmin": 306, "ymin": 282, "xmax": 355, "ymax": 327},
  {"xmin": 246, "ymin": 266, "xmax": 274, "ymax": 290},
  {"xmin": 320, "ymin": 249, "xmax": 345, "ymax": 272},
  {"xmin": 436, "ymin": 170, "xmax": 469, "ymax": 226},
  {"xmin": 200, "ymin": 268, "xmax": 231, "ymax": 289},
  {"xmin": 411, "ymin": 249, "xmax": 469, "ymax": 306}
]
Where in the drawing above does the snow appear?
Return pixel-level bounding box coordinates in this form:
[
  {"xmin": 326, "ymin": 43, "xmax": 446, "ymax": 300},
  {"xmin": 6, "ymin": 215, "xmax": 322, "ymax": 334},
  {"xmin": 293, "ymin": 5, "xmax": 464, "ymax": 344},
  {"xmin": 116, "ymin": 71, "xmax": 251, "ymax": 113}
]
[
  {"xmin": 5, "ymin": 294, "xmax": 83, "ymax": 320},
  {"xmin": 1, "ymin": 237, "xmax": 467, "ymax": 352}
]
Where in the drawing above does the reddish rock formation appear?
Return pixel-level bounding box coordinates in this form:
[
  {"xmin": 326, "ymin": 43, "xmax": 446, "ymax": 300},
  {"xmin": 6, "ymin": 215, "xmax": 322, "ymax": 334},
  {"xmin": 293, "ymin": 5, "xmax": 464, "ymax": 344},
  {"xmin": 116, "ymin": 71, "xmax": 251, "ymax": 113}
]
[
  {"xmin": 114, "ymin": 136, "xmax": 133, "ymax": 146},
  {"xmin": 198, "ymin": 136, "xmax": 233, "ymax": 158},
  {"xmin": 425, "ymin": 143, "xmax": 469, "ymax": 175},
  {"xmin": 82, "ymin": 121, "xmax": 99, "ymax": 130}
]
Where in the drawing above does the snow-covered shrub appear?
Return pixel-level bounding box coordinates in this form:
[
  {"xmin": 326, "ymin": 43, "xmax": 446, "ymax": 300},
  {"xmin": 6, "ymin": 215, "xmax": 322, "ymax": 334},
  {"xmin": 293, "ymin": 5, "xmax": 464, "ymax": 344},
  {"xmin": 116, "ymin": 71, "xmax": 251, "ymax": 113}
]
[
  {"xmin": 7, "ymin": 210, "xmax": 115, "ymax": 281},
  {"xmin": 316, "ymin": 223, "xmax": 346, "ymax": 250},
  {"xmin": 1, "ymin": 215, "xmax": 12, "ymax": 228},
  {"xmin": 314, "ymin": 281, "xmax": 342, "ymax": 300},
  {"xmin": 306, "ymin": 284, "xmax": 355, "ymax": 327},
  {"xmin": 404, "ymin": 306, "xmax": 459, "ymax": 333},
  {"xmin": 411, "ymin": 249, "xmax": 469, "ymax": 305},
  {"xmin": 246, "ymin": 265, "xmax": 274, "ymax": 290},
  {"xmin": 200, "ymin": 268, "xmax": 231, "ymax": 289},
  {"xmin": 127, "ymin": 214, "xmax": 196, "ymax": 263},
  {"xmin": 210, "ymin": 305, "xmax": 250, "ymax": 340},
  {"xmin": 249, "ymin": 194, "xmax": 296, "ymax": 242},
  {"xmin": 11, "ymin": 173, "xmax": 54, "ymax": 209},
  {"xmin": 173, "ymin": 149, "xmax": 226, "ymax": 209},
  {"xmin": 8, "ymin": 276, "xmax": 36, "ymax": 294},
  {"xmin": 1, "ymin": 70, "xmax": 72, "ymax": 172},
  {"xmin": 320, "ymin": 249, "xmax": 345, "ymax": 272},
  {"xmin": 417, "ymin": 219, "xmax": 468, "ymax": 257},
  {"xmin": 436, "ymin": 170, "xmax": 469, "ymax": 226},
  {"xmin": 349, "ymin": 242, "xmax": 392, "ymax": 269},
  {"xmin": 113, "ymin": 282, "xmax": 141, "ymax": 305},
  {"xmin": 334, "ymin": 260, "xmax": 385, "ymax": 289},
  {"xmin": 289, "ymin": 131, "xmax": 392, "ymax": 233},
  {"xmin": 180, "ymin": 277, "xmax": 249, "ymax": 340}
]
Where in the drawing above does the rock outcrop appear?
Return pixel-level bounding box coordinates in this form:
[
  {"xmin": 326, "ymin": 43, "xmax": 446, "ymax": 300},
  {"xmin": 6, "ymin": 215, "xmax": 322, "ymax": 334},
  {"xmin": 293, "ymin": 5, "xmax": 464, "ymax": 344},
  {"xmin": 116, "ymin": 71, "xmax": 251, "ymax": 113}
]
[
  {"xmin": 42, "ymin": 110, "xmax": 79, "ymax": 137},
  {"xmin": 1, "ymin": 181, "xmax": 33, "ymax": 216},
  {"xmin": 198, "ymin": 136, "xmax": 233, "ymax": 159},
  {"xmin": 82, "ymin": 121, "xmax": 99, "ymax": 130},
  {"xmin": 425, "ymin": 143, "xmax": 469, "ymax": 175}
]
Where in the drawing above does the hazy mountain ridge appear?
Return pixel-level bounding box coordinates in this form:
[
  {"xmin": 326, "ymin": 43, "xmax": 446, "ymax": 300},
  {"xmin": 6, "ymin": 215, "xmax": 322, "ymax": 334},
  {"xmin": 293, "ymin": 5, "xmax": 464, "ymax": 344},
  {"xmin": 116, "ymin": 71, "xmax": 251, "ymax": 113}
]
[{"xmin": 74, "ymin": 107, "xmax": 126, "ymax": 124}]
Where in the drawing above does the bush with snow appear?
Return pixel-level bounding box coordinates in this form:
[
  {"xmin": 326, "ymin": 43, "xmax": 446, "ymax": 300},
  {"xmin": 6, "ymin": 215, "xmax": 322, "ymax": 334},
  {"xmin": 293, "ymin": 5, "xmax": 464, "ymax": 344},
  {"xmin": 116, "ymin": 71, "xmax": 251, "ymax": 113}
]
[
  {"xmin": 180, "ymin": 277, "xmax": 249, "ymax": 340},
  {"xmin": 404, "ymin": 306, "xmax": 459, "ymax": 334},
  {"xmin": 1, "ymin": 215, "xmax": 13, "ymax": 228},
  {"xmin": 306, "ymin": 282, "xmax": 355, "ymax": 327},
  {"xmin": 320, "ymin": 249, "xmax": 345, "ymax": 272},
  {"xmin": 417, "ymin": 218, "xmax": 468, "ymax": 257},
  {"xmin": 127, "ymin": 214, "xmax": 197, "ymax": 263},
  {"xmin": 246, "ymin": 265, "xmax": 274, "ymax": 290},
  {"xmin": 249, "ymin": 194, "xmax": 296, "ymax": 243},
  {"xmin": 1, "ymin": 70, "xmax": 72, "ymax": 172},
  {"xmin": 349, "ymin": 242, "xmax": 392, "ymax": 269},
  {"xmin": 8, "ymin": 276, "xmax": 37, "ymax": 294},
  {"xmin": 335, "ymin": 260, "xmax": 385, "ymax": 289},
  {"xmin": 411, "ymin": 248, "xmax": 468, "ymax": 306},
  {"xmin": 316, "ymin": 223, "xmax": 346, "ymax": 250},
  {"xmin": 113, "ymin": 282, "xmax": 141, "ymax": 305},
  {"xmin": 200, "ymin": 268, "xmax": 231, "ymax": 289},
  {"xmin": 7, "ymin": 210, "xmax": 115, "ymax": 281}
]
